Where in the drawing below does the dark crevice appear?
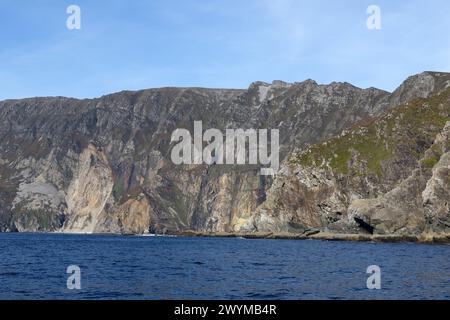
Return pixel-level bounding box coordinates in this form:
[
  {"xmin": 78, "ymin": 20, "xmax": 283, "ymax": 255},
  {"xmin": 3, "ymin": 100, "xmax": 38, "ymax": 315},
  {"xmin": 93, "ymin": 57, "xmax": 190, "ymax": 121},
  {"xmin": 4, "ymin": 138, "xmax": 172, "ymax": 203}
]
[{"xmin": 354, "ymin": 217, "xmax": 375, "ymax": 234}]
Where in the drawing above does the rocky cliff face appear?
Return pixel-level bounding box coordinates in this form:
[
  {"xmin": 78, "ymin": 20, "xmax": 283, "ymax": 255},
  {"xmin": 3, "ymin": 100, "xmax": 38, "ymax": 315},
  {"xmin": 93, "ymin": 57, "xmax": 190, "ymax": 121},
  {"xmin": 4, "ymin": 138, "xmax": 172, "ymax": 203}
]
[
  {"xmin": 0, "ymin": 71, "xmax": 449, "ymax": 236},
  {"xmin": 249, "ymin": 85, "xmax": 450, "ymax": 236}
]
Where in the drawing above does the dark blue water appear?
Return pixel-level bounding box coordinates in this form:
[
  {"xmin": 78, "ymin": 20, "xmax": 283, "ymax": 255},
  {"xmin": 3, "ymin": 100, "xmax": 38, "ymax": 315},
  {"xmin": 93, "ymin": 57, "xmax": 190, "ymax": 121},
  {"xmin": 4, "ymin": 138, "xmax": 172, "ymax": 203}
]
[{"xmin": 0, "ymin": 233, "xmax": 448, "ymax": 300}]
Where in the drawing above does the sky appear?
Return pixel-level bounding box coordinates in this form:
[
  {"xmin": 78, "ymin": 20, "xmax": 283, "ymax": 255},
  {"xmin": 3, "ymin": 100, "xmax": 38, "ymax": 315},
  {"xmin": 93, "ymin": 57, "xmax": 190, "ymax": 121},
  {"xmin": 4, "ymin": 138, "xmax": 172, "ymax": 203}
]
[{"xmin": 0, "ymin": 0, "xmax": 449, "ymax": 100}]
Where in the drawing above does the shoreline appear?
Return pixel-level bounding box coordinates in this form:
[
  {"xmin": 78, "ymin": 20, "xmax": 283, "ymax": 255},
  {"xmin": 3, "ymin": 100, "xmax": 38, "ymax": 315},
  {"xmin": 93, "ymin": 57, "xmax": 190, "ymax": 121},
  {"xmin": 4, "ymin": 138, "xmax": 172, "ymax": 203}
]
[
  {"xmin": 2, "ymin": 230, "xmax": 449, "ymax": 244},
  {"xmin": 168, "ymin": 230, "xmax": 450, "ymax": 244}
]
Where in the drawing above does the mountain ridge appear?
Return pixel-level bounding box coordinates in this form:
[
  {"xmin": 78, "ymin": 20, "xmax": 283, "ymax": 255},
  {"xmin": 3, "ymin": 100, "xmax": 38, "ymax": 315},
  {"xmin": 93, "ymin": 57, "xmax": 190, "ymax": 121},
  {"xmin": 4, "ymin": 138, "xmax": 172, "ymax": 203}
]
[{"xmin": 0, "ymin": 71, "xmax": 449, "ymax": 239}]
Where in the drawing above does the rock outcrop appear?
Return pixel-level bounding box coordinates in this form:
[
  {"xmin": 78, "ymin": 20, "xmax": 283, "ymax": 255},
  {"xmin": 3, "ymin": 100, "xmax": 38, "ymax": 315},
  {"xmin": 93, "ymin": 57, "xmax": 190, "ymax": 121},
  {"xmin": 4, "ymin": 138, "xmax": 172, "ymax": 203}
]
[
  {"xmin": 0, "ymin": 71, "xmax": 449, "ymax": 236},
  {"xmin": 252, "ymin": 85, "xmax": 450, "ymax": 236}
]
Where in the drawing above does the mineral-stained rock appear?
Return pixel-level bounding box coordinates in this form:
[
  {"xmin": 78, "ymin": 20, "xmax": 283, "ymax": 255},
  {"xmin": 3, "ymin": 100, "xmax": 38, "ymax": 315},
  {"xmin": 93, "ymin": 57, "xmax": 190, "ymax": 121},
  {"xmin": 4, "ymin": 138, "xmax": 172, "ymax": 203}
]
[
  {"xmin": 0, "ymin": 71, "xmax": 449, "ymax": 236},
  {"xmin": 250, "ymin": 86, "xmax": 450, "ymax": 236},
  {"xmin": 422, "ymin": 122, "xmax": 450, "ymax": 231},
  {"xmin": 62, "ymin": 143, "xmax": 114, "ymax": 233}
]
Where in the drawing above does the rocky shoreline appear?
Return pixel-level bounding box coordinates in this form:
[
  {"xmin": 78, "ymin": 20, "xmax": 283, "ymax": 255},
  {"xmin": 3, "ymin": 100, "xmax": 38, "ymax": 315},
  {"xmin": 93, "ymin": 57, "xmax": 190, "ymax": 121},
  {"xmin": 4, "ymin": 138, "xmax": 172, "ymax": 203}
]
[
  {"xmin": 2, "ymin": 230, "xmax": 449, "ymax": 244},
  {"xmin": 168, "ymin": 230, "xmax": 450, "ymax": 244}
]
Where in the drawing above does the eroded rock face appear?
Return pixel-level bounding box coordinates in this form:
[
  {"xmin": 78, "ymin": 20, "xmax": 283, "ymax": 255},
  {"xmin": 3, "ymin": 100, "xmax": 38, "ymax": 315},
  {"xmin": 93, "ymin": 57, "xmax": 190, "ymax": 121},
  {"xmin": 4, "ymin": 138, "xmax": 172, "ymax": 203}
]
[
  {"xmin": 346, "ymin": 121, "xmax": 450, "ymax": 235},
  {"xmin": 63, "ymin": 144, "xmax": 114, "ymax": 233},
  {"xmin": 0, "ymin": 71, "xmax": 449, "ymax": 235},
  {"xmin": 247, "ymin": 89, "xmax": 450, "ymax": 236},
  {"xmin": 422, "ymin": 122, "xmax": 450, "ymax": 231}
]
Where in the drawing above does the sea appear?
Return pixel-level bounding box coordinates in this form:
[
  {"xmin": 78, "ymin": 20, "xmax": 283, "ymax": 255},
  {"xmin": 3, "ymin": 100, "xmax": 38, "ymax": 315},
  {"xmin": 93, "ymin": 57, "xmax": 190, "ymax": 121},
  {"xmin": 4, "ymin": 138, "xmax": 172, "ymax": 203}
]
[{"xmin": 0, "ymin": 233, "xmax": 448, "ymax": 300}]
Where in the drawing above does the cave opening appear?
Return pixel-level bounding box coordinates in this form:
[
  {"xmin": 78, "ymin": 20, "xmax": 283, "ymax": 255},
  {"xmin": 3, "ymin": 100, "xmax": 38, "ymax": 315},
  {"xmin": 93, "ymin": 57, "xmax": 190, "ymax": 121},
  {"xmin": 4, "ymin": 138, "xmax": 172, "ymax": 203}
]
[{"xmin": 354, "ymin": 217, "xmax": 375, "ymax": 234}]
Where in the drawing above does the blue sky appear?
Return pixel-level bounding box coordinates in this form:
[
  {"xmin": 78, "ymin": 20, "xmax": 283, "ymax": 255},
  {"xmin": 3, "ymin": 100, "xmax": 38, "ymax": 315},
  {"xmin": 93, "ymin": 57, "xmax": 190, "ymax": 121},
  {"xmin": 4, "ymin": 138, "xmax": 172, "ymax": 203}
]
[{"xmin": 0, "ymin": 0, "xmax": 449, "ymax": 100}]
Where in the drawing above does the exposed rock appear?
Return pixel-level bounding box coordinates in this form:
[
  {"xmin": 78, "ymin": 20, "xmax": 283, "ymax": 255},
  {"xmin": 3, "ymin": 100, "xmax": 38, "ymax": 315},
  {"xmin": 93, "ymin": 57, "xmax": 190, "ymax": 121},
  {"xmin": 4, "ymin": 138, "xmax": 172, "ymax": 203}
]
[
  {"xmin": 422, "ymin": 122, "xmax": 450, "ymax": 231},
  {"xmin": 253, "ymin": 87, "xmax": 450, "ymax": 236},
  {"xmin": 0, "ymin": 72, "xmax": 449, "ymax": 237},
  {"xmin": 63, "ymin": 143, "xmax": 114, "ymax": 233}
]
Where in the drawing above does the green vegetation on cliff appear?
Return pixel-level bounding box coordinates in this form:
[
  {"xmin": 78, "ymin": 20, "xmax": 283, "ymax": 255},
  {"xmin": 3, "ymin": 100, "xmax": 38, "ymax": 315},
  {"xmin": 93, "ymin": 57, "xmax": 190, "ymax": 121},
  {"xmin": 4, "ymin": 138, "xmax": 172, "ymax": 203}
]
[{"xmin": 293, "ymin": 88, "xmax": 450, "ymax": 176}]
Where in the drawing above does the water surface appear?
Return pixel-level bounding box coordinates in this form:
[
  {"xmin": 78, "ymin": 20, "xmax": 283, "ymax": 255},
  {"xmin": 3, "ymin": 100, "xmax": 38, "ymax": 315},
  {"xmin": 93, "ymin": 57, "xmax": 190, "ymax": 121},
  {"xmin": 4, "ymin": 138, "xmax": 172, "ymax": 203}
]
[{"xmin": 0, "ymin": 233, "xmax": 448, "ymax": 299}]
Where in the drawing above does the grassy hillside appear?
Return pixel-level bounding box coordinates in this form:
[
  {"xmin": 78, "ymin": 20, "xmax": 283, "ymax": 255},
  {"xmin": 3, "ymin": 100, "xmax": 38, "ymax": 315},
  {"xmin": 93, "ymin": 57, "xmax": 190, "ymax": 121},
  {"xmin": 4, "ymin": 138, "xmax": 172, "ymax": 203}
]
[{"xmin": 293, "ymin": 88, "xmax": 450, "ymax": 177}]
